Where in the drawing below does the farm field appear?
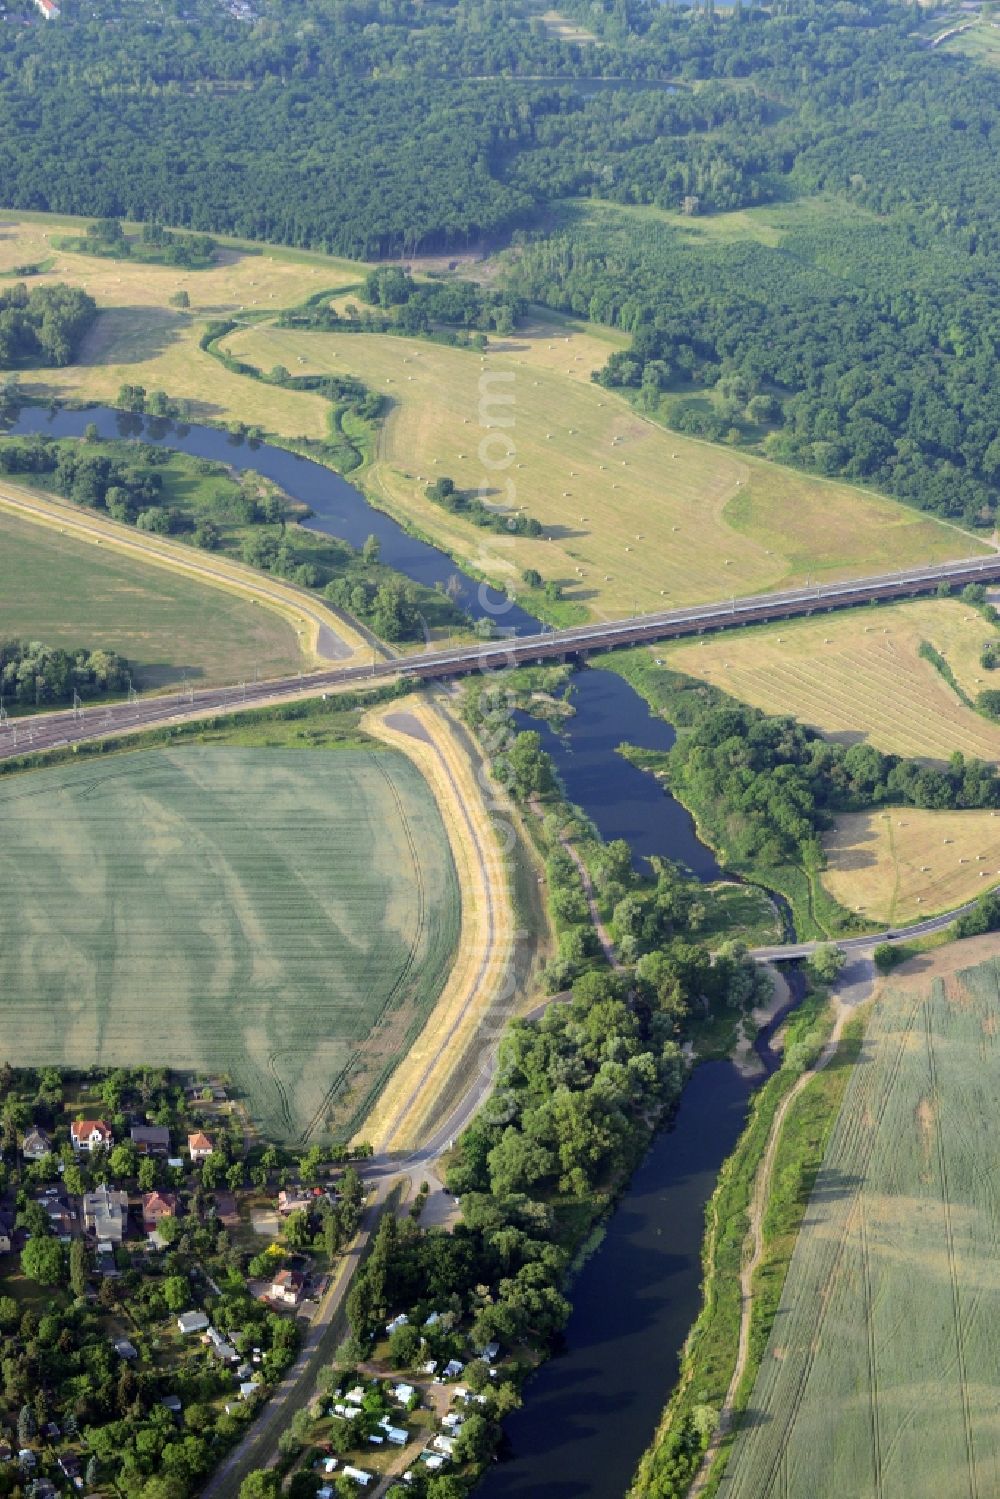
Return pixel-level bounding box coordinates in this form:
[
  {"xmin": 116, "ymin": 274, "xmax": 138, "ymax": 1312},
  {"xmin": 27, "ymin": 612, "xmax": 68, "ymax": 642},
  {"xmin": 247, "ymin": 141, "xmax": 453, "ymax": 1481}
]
[
  {"xmin": 823, "ymin": 807, "xmax": 1000, "ymax": 924},
  {"xmin": 0, "ymin": 746, "xmax": 460, "ymax": 1141},
  {"xmin": 718, "ymin": 936, "xmax": 1000, "ymax": 1499},
  {"xmin": 664, "ymin": 596, "xmax": 1000, "ymax": 763},
  {"xmin": 0, "ymin": 212, "xmax": 361, "ymax": 435},
  {"xmin": 219, "ymin": 320, "xmax": 976, "ymax": 619},
  {"xmin": 0, "ymin": 504, "xmax": 307, "ymax": 689}
]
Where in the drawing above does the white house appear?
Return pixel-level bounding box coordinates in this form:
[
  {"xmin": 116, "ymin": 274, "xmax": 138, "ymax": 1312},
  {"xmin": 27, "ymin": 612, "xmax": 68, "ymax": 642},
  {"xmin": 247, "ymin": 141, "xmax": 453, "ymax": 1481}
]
[
  {"xmin": 187, "ymin": 1131, "xmax": 215, "ymax": 1162},
  {"xmin": 71, "ymin": 1119, "xmax": 113, "ymax": 1153}
]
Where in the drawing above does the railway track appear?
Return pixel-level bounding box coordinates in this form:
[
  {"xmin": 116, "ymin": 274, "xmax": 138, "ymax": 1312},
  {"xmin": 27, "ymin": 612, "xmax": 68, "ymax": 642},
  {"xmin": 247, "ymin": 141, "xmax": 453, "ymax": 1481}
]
[{"xmin": 5, "ymin": 552, "xmax": 1000, "ymax": 762}]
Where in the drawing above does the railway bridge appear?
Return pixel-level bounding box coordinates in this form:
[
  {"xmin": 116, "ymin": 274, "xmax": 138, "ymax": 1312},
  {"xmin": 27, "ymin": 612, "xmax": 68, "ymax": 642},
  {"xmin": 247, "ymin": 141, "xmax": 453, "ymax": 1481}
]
[{"xmin": 3, "ymin": 553, "xmax": 1000, "ymax": 762}]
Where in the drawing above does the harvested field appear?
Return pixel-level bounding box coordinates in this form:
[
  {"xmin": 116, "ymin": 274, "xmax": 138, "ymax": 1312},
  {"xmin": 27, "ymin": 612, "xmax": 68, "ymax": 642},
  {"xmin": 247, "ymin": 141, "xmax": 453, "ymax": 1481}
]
[
  {"xmin": 220, "ymin": 321, "xmax": 974, "ymax": 619},
  {"xmin": 0, "ymin": 504, "xmax": 306, "ymax": 689},
  {"xmin": 665, "ymin": 597, "xmax": 1000, "ymax": 763},
  {"xmin": 0, "ymin": 212, "xmax": 361, "ymax": 434},
  {"xmin": 718, "ymin": 935, "xmax": 1000, "ymax": 1499},
  {"xmin": 0, "ymin": 746, "xmax": 459, "ymax": 1141},
  {"xmin": 823, "ymin": 808, "xmax": 1000, "ymax": 924}
]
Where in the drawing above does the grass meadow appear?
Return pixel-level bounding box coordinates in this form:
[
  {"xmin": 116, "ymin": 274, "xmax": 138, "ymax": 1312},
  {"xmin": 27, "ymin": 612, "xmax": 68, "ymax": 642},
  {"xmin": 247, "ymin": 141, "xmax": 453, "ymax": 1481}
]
[
  {"xmin": 0, "ymin": 505, "xmax": 305, "ymax": 689},
  {"xmin": 823, "ymin": 807, "xmax": 1000, "ymax": 925},
  {"xmin": 0, "ymin": 212, "xmax": 361, "ymax": 434},
  {"xmin": 220, "ymin": 320, "xmax": 974, "ymax": 620},
  {"xmin": 0, "ymin": 745, "xmax": 459, "ymax": 1141},
  {"xmin": 717, "ymin": 938, "xmax": 1000, "ymax": 1499},
  {"xmin": 1, "ymin": 209, "xmax": 982, "ymax": 626},
  {"xmin": 665, "ymin": 597, "xmax": 1000, "ymax": 763}
]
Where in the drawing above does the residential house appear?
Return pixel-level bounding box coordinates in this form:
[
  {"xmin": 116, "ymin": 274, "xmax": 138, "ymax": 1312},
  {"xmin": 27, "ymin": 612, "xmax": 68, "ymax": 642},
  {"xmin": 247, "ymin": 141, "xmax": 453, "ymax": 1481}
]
[
  {"xmin": 142, "ymin": 1190, "xmax": 177, "ymax": 1235},
  {"xmin": 70, "ymin": 1119, "xmax": 113, "ymax": 1153},
  {"xmin": 36, "ymin": 1189, "xmax": 75, "ymax": 1241},
  {"xmin": 82, "ymin": 1184, "xmax": 128, "ymax": 1243},
  {"xmin": 21, "ymin": 1126, "xmax": 52, "ymax": 1161},
  {"xmin": 276, "ymin": 1188, "xmax": 312, "ymax": 1216},
  {"xmin": 131, "ymin": 1126, "xmax": 171, "ymax": 1157},
  {"xmin": 270, "ymin": 1268, "xmax": 305, "ymax": 1306},
  {"xmin": 114, "ymin": 1339, "xmax": 138, "ymax": 1361},
  {"xmin": 33, "ymin": 0, "xmax": 60, "ymax": 18},
  {"xmin": 177, "ymin": 1311, "xmax": 209, "ymax": 1335},
  {"xmin": 0, "ymin": 1206, "xmax": 14, "ymax": 1255},
  {"xmin": 206, "ymin": 1327, "xmax": 238, "ymax": 1364},
  {"xmin": 57, "ymin": 1454, "xmax": 82, "ymax": 1489},
  {"xmin": 187, "ymin": 1131, "xmax": 214, "ymax": 1162}
]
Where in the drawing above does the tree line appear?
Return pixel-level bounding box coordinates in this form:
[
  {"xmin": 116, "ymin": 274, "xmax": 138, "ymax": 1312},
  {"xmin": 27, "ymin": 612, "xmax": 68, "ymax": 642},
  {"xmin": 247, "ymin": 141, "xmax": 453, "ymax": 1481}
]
[{"xmin": 0, "ymin": 639, "xmax": 131, "ymax": 706}]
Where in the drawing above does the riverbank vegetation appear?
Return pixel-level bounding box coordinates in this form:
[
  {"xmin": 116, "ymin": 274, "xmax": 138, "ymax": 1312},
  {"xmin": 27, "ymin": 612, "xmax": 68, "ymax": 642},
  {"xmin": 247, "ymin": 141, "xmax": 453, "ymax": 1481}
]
[
  {"xmin": 318, "ymin": 681, "xmax": 773, "ymax": 1483},
  {"xmin": 600, "ymin": 649, "xmax": 1000, "ymax": 940},
  {"xmin": 628, "ymin": 983, "xmax": 862, "ymax": 1499},
  {"xmin": 0, "ymin": 434, "xmax": 464, "ymax": 645}
]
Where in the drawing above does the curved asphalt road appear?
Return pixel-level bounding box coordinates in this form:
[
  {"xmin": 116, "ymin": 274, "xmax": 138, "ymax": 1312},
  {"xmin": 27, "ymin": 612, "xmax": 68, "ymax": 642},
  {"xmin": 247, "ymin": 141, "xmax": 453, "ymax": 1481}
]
[{"xmin": 750, "ymin": 899, "xmax": 977, "ymax": 962}]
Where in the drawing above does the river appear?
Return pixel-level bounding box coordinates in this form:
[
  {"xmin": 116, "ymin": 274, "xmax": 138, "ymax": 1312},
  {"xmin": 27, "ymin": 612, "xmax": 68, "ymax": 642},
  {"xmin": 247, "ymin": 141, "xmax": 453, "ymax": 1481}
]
[{"xmin": 5, "ymin": 404, "xmax": 786, "ymax": 1497}]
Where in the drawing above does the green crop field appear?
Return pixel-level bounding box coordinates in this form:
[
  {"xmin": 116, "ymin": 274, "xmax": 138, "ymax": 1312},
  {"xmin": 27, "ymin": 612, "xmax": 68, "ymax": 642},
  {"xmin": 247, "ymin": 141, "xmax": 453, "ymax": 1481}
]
[
  {"xmin": 0, "ymin": 507, "xmax": 305, "ymax": 690},
  {"xmin": 0, "ymin": 746, "xmax": 460, "ymax": 1141},
  {"xmin": 718, "ymin": 940, "xmax": 1000, "ymax": 1499}
]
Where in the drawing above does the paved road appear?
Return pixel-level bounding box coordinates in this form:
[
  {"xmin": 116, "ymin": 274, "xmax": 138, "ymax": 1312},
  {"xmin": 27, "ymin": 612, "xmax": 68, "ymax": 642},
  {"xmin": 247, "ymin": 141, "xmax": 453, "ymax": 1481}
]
[
  {"xmin": 749, "ymin": 899, "xmax": 977, "ymax": 962},
  {"xmin": 6, "ymin": 552, "xmax": 1000, "ymax": 763},
  {"xmin": 201, "ymin": 1179, "xmax": 394, "ymax": 1499}
]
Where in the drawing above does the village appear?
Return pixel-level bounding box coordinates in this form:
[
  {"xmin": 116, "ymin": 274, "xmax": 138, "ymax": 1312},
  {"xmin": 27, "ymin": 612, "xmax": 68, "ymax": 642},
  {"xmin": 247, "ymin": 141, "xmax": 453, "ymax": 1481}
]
[{"xmin": 0, "ymin": 1069, "xmax": 513, "ymax": 1498}]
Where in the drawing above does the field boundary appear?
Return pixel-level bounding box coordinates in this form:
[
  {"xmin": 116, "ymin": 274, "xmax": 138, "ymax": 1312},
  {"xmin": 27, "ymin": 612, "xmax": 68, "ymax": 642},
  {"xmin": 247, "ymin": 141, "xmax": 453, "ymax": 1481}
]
[
  {"xmin": 0, "ymin": 477, "xmax": 366, "ymax": 670},
  {"xmin": 357, "ymin": 690, "xmax": 544, "ymax": 1152}
]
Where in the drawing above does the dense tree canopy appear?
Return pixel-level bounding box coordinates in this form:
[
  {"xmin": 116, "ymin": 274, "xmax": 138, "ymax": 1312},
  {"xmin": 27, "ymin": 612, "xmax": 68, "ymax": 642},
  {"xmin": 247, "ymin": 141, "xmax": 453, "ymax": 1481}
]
[{"xmin": 0, "ymin": 281, "xmax": 96, "ymax": 368}]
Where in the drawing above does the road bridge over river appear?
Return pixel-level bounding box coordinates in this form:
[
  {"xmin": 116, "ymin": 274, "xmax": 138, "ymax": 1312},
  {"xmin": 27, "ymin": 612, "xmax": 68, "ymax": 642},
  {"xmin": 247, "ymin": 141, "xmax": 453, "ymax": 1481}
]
[{"xmin": 4, "ymin": 553, "xmax": 1000, "ymax": 763}]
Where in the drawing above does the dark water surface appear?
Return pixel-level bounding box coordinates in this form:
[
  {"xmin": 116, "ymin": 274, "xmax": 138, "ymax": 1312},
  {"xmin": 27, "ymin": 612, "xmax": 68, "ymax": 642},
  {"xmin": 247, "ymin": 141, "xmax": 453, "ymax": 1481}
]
[
  {"xmin": 8, "ymin": 405, "xmax": 783, "ymax": 1498},
  {"xmin": 515, "ymin": 668, "xmax": 722, "ymax": 879}
]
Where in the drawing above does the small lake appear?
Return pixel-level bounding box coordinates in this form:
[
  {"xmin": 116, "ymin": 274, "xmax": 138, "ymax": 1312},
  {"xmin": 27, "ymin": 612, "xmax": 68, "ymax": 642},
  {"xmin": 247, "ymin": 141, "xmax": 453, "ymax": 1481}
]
[{"xmin": 6, "ymin": 403, "xmax": 784, "ymax": 1497}]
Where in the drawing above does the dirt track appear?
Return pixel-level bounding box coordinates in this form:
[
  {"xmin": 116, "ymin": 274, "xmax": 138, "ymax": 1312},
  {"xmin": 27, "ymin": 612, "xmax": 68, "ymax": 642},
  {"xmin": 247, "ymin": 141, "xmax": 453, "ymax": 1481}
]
[{"xmin": 688, "ymin": 955, "xmax": 876, "ymax": 1495}]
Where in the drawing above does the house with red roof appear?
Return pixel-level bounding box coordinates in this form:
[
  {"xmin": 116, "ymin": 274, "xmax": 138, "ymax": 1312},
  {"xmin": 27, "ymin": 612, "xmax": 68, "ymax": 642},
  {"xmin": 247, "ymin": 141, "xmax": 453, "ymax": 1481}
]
[
  {"xmin": 142, "ymin": 1191, "xmax": 177, "ymax": 1235},
  {"xmin": 187, "ymin": 1131, "xmax": 215, "ymax": 1162},
  {"xmin": 70, "ymin": 1119, "xmax": 113, "ymax": 1153}
]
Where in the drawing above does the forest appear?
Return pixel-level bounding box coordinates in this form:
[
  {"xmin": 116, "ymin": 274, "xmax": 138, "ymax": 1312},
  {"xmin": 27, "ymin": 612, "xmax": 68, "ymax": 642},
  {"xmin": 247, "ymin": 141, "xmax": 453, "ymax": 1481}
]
[{"xmin": 1, "ymin": 2, "xmax": 999, "ymax": 516}]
